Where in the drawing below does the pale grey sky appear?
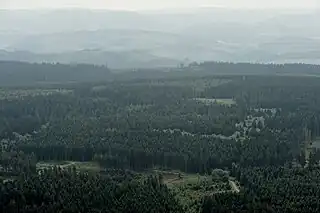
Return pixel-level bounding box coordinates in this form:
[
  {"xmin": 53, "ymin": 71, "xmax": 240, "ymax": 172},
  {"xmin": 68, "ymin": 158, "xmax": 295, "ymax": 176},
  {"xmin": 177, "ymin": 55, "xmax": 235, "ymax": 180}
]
[{"xmin": 0, "ymin": 0, "xmax": 318, "ymax": 10}]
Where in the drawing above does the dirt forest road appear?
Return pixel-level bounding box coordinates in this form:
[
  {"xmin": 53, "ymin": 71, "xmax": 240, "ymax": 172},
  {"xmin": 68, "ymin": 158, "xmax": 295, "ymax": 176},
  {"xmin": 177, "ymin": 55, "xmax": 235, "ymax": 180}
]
[{"xmin": 59, "ymin": 162, "xmax": 76, "ymax": 169}]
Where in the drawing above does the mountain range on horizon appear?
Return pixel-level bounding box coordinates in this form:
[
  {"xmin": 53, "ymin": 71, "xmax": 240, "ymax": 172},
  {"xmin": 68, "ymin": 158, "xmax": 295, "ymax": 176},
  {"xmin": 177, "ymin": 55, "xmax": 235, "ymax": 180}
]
[{"xmin": 0, "ymin": 8, "xmax": 319, "ymax": 68}]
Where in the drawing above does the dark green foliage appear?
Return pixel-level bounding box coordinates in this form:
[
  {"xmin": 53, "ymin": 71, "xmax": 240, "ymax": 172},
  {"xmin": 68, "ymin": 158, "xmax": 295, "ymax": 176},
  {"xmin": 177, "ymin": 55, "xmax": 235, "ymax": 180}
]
[
  {"xmin": 202, "ymin": 167, "xmax": 320, "ymax": 213},
  {"xmin": 0, "ymin": 169, "xmax": 183, "ymax": 213},
  {"xmin": 2, "ymin": 62, "xmax": 320, "ymax": 212},
  {"xmin": 0, "ymin": 61, "xmax": 110, "ymax": 86},
  {"xmin": 189, "ymin": 61, "xmax": 320, "ymax": 76}
]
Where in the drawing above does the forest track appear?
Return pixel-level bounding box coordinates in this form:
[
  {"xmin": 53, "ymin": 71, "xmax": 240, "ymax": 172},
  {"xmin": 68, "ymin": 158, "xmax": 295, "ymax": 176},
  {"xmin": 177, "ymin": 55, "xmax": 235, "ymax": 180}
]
[
  {"xmin": 229, "ymin": 180, "xmax": 240, "ymax": 193},
  {"xmin": 211, "ymin": 180, "xmax": 240, "ymax": 195},
  {"xmin": 59, "ymin": 161, "xmax": 76, "ymax": 169}
]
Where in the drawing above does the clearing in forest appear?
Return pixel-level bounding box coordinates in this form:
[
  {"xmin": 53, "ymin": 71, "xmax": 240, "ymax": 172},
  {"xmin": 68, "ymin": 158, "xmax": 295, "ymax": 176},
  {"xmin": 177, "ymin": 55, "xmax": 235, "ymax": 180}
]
[
  {"xmin": 151, "ymin": 169, "xmax": 238, "ymax": 213},
  {"xmin": 0, "ymin": 89, "xmax": 72, "ymax": 100},
  {"xmin": 194, "ymin": 98, "xmax": 236, "ymax": 106},
  {"xmin": 36, "ymin": 161, "xmax": 101, "ymax": 172}
]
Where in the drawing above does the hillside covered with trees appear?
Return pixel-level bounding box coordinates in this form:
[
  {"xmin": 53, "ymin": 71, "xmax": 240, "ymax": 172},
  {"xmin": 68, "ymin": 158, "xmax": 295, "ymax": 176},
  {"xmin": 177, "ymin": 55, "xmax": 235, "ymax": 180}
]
[{"xmin": 1, "ymin": 61, "xmax": 320, "ymax": 212}]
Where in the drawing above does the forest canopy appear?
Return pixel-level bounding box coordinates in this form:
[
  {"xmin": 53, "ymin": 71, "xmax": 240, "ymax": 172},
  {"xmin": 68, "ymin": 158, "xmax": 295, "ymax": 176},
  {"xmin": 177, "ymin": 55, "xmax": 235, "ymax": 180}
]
[{"xmin": 1, "ymin": 61, "xmax": 320, "ymax": 212}]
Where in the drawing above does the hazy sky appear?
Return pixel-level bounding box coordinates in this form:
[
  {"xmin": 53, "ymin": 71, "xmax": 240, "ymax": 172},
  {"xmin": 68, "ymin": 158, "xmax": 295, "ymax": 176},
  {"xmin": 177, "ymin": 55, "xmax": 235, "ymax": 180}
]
[{"xmin": 0, "ymin": 0, "xmax": 318, "ymax": 10}]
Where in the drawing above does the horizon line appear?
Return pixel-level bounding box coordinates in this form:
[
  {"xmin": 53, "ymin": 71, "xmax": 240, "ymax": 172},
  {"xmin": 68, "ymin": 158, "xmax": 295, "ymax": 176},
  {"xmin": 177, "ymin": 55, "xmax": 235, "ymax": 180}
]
[{"xmin": 0, "ymin": 5, "xmax": 318, "ymax": 11}]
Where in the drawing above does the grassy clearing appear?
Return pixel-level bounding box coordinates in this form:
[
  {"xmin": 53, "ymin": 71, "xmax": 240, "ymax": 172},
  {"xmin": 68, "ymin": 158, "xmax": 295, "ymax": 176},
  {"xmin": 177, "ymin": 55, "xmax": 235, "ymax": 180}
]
[
  {"xmin": 156, "ymin": 170, "xmax": 204, "ymax": 187},
  {"xmin": 0, "ymin": 89, "xmax": 72, "ymax": 100},
  {"xmin": 150, "ymin": 169, "xmax": 231, "ymax": 191},
  {"xmin": 36, "ymin": 161, "xmax": 69, "ymax": 169},
  {"xmin": 149, "ymin": 169, "xmax": 232, "ymax": 213},
  {"xmin": 194, "ymin": 98, "xmax": 236, "ymax": 106},
  {"xmin": 73, "ymin": 162, "xmax": 101, "ymax": 172},
  {"xmin": 36, "ymin": 161, "xmax": 101, "ymax": 172},
  {"xmin": 215, "ymin": 99, "xmax": 236, "ymax": 106}
]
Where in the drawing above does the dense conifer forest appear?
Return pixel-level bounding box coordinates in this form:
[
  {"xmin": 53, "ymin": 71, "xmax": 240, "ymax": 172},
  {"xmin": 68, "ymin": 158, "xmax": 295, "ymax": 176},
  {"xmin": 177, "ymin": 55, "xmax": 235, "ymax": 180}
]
[{"xmin": 1, "ymin": 61, "xmax": 320, "ymax": 212}]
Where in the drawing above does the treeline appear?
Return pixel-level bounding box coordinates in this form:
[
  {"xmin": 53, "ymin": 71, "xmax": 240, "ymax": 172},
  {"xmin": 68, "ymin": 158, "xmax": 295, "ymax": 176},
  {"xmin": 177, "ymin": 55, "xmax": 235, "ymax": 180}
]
[
  {"xmin": 202, "ymin": 166, "xmax": 320, "ymax": 213},
  {"xmin": 0, "ymin": 150, "xmax": 36, "ymax": 176},
  {"xmin": 188, "ymin": 61, "xmax": 320, "ymax": 75},
  {"xmin": 0, "ymin": 169, "xmax": 183, "ymax": 213},
  {"xmin": 0, "ymin": 61, "xmax": 110, "ymax": 86},
  {"xmin": 2, "ymin": 60, "xmax": 320, "ymax": 87}
]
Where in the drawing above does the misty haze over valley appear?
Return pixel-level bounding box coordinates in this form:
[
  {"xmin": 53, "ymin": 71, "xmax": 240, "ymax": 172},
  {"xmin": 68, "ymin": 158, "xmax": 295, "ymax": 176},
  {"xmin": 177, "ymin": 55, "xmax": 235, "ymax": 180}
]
[
  {"xmin": 0, "ymin": 8, "xmax": 319, "ymax": 68},
  {"xmin": 3, "ymin": 2, "xmax": 320, "ymax": 213}
]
